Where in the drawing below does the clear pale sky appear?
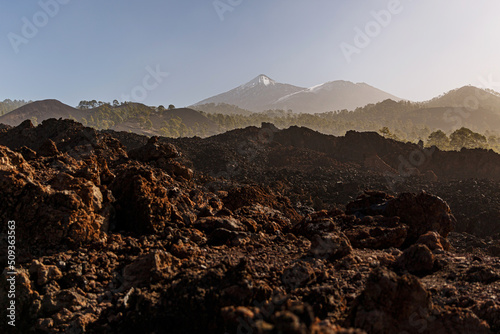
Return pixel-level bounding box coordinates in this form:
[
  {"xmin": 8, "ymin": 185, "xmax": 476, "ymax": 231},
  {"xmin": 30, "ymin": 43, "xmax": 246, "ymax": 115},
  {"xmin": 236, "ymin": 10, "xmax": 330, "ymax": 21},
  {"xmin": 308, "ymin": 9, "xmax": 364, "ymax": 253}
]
[{"xmin": 1, "ymin": 0, "xmax": 500, "ymax": 108}]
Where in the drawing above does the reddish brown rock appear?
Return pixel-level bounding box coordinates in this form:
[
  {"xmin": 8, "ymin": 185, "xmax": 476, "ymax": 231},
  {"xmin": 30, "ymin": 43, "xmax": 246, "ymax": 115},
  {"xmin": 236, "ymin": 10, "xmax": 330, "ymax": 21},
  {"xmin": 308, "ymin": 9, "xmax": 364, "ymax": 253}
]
[
  {"xmin": 170, "ymin": 239, "xmax": 201, "ymax": 258},
  {"xmin": 348, "ymin": 268, "xmax": 490, "ymax": 334},
  {"xmin": 123, "ymin": 251, "xmax": 175, "ymax": 288},
  {"xmin": 41, "ymin": 288, "xmax": 88, "ymax": 315},
  {"xmin": 223, "ymin": 185, "xmax": 302, "ymax": 224},
  {"xmin": 128, "ymin": 136, "xmax": 179, "ymax": 162},
  {"xmin": 281, "ymin": 262, "xmax": 316, "ymax": 289},
  {"xmin": 386, "ymin": 191, "xmax": 456, "ymax": 245},
  {"xmin": 0, "ymin": 149, "xmax": 112, "ymax": 257},
  {"xmin": 343, "ymin": 215, "xmax": 408, "ymax": 250},
  {"xmin": 347, "ymin": 191, "xmax": 456, "ymax": 247},
  {"xmin": 29, "ymin": 260, "xmax": 63, "ymax": 286},
  {"xmin": 472, "ymin": 300, "xmax": 500, "ymax": 332},
  {"xmin": 416, "ymin": 231, "xmax": 451, "ymax": 251},
  {"xmin": 194, "ymin": 216, "xmax": 247, "ymax": 232},
  {"xmin": 110, "ymin": 164, "xmax": 174, "ymax": 234},
  {"xmin": 0, "ymin": 145, "xmax": 34, "ymax": 175},
  {"xmin": 293, "ymin": 210, "xmax": 341, "ymax": 238},
  {"xmin": 235, "ymin": 204, "xmax": 292, "ymax": 233},
  {"xmin": 464, "ymin": 265, "xmax": 500, "ymax": 284},
  {"xmin": 345, "ymin": 190, "xmax": 393, "ymax": 216},
  {"xmin": 396, "ymin": 244, "xmax": 436, "ymax": 276},
  {"xmin": 309, "ymin": 232, "xmax": 353, "ymax": 260},
  {"xmin": 37, "ymin": 139, "xmax": 60, "ymax": 157},
  {"xmin": 1, "ymin": 119, "xmax": 499, "ymax": 334}
]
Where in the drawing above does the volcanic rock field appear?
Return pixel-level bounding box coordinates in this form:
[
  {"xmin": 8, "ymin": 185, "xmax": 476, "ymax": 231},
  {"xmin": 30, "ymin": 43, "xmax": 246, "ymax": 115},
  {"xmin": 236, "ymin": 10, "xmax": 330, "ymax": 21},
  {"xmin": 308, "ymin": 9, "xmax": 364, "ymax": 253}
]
[{"xmin": 1, "ymin": 119, "xmax": 499, "ymax": 333}]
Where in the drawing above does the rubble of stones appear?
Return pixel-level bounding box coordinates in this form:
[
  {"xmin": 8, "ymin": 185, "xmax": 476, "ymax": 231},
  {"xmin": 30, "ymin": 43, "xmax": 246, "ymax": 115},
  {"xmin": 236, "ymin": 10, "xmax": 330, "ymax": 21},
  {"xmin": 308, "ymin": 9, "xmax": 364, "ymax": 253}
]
[{"xmin": 0, "ymin": 119, "xmax": 499, "ymax": 334}]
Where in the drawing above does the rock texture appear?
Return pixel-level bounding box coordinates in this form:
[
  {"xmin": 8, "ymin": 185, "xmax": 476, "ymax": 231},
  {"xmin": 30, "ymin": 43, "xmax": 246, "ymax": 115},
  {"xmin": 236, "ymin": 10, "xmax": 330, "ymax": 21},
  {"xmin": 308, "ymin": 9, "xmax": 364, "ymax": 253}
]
[{"xmin": 0, "ymin": 119, "xmax": 499, "ymax": 334}]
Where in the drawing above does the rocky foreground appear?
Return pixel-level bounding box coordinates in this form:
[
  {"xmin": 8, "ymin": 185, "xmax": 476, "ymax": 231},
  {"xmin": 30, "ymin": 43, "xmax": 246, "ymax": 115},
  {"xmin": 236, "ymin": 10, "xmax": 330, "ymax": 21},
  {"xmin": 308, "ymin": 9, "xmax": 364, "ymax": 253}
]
[{"xmin": 0, "ymin": 119, "xmax": 499, "ymax": 333}]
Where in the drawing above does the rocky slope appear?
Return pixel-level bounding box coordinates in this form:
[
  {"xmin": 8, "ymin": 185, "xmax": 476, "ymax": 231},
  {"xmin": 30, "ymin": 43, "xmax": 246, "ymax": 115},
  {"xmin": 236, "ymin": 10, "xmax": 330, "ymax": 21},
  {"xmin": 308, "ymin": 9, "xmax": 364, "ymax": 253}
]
[{"xmin": 0, "ymin": 119, "xmax": 499, "ymax": 334}]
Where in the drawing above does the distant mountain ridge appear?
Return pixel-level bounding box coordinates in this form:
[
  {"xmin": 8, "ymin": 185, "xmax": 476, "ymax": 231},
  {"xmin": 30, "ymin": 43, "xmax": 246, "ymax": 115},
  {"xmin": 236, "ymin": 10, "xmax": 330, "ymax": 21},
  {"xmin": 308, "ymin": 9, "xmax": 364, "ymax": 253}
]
[
  {"xmin": 0, "ymin": 100, "xmax": 220, "ymax": 137},
  {"xmin": 2, "ymin": 84, "xmax": 500, "ymax": 139},
  {"xmin": 193, "ymin": 74, "xmax": 402, "ymax": 113}
]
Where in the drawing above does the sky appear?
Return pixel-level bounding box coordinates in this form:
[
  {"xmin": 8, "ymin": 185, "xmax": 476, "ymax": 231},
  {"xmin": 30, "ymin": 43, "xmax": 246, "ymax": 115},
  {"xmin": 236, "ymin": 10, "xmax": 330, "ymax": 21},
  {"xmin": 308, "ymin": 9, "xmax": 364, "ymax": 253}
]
[{"xmin": 1, "ymin": 0, "xmax": 500, "ymax": 108}]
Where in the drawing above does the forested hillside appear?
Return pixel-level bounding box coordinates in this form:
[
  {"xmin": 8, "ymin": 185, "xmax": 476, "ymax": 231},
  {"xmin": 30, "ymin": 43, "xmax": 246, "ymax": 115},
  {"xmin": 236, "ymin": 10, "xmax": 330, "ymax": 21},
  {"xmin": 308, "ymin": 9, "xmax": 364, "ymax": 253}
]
[
  {"xmin": 2, "ymin": 85, "xmax": 500, "ymax": 152},
  {"xmin": 0, "ymin": 99, "xmax": 31, "ymax": 115}
]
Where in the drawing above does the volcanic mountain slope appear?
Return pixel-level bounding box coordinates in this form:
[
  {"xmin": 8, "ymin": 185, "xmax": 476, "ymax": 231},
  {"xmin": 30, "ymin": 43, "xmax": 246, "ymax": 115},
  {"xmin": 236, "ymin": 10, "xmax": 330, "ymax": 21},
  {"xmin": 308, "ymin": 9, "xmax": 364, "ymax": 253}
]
[
  {"xmin": 0, "ymin": 99, "xmax": 87, "ymax": 126},
  {"xmin": 271, "ymin": 80, "xmax": 401, "ymax": 113},
  {"xmin": 192, "ymin": 74, "xmax": 401, "ymax": 113},
  {"xmin": 0, "ymin": 119, "xmax": 499, "ymax": 333},
  {"xmin": 193, "ymin": 75, "xmax": 305, "ymax": 112}
]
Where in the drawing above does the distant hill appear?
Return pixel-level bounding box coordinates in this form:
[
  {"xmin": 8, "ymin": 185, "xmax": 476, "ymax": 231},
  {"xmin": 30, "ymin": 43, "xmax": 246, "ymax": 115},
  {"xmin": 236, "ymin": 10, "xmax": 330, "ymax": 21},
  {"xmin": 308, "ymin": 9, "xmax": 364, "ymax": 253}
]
[
  {"xmin": 0, "ymin": 99, "xmax": 85, "ymax": 126},
  {"xmin": 192, "ymin": 74, "xmax": 402, "ymax": 113},
  {"xmin": 2, "ymin": 85, "xmax": 500, "ymax": 141},
  {"xmin": 0, "ymin": 100, "xmax": 219, "ymax": 137},
  {"xmin": 425, "ymin": 86, "xmax": 500, "ymax": 113}
]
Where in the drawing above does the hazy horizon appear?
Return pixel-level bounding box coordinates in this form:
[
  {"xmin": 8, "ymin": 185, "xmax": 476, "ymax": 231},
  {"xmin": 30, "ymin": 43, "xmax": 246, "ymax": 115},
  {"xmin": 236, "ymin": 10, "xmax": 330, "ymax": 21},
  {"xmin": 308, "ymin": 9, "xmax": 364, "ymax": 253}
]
[{"xmin": 2, "ymin": 0, "xmax": 500, "ymax": 108}]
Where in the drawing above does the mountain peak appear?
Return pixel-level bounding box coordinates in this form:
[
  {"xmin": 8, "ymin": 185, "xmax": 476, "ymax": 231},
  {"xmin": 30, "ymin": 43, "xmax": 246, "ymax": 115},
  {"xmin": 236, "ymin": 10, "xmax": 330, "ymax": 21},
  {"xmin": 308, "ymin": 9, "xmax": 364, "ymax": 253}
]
[
  {"xmin": 426, "ymin": 85, "xmax": 500, "ymax": 109},
  {"xmin": 194, "ymin": 75, "xmax": 400, "ymax": 113},
  {"xmin": 241, "ymin": 74, "xmax": 276, "ymax": 88}
]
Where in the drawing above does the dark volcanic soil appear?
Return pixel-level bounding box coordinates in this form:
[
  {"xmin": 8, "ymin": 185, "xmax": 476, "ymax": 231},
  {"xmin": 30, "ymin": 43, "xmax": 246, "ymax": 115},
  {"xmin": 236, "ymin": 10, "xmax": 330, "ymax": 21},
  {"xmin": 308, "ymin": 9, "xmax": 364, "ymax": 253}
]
[{"xmin": 1, "ymin": 119, "xmax": 499, "ymax": 334}]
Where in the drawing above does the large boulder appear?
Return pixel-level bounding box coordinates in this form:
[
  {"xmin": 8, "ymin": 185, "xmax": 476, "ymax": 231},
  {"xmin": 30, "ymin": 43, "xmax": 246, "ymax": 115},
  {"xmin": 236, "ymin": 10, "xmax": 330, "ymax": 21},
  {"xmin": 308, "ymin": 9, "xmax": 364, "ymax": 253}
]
[
  {"xmin": 347, "ymin": 191, "xmax": 456, "ymax": 247},
  {"xmin": 347, "ymin": 268, "xmax": 490, "ymax": 334},
  {"xmin": 386, "ymin": 192, "xmax": 456, "ymax": 246},
  {"xmin": 396, "ymin": 244, "xmax": 437, "ymax": 276}
]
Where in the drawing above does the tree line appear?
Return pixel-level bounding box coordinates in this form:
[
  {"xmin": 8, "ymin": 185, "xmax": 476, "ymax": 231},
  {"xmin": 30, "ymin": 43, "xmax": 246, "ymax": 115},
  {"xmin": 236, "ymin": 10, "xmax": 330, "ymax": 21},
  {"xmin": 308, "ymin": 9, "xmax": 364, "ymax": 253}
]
[
  {"xmin": 76, "ymin": 100, "xmax": 500, "ymax": 152},
  {"xmin": 3, "ymin": 98, "xmax": 499, "ymax": 152},
  {"xmin": 0, "ymin": 99, "xmax": 31, "ymax": 116}
]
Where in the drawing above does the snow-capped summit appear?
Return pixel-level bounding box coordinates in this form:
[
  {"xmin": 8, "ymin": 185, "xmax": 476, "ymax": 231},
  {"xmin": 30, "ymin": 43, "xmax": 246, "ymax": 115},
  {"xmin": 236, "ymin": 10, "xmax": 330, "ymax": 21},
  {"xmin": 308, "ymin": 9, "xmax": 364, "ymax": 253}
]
[
  {"xmin": 193, "ymin": 75, "xmax": 303, "ymax": 112},
  {"xmin": 193, "ymin": 75, "xmax": 401, "ymax": 113},
  {"xmin": 240, "ymin": 75, "xmax": 276, "ymax": 89}
]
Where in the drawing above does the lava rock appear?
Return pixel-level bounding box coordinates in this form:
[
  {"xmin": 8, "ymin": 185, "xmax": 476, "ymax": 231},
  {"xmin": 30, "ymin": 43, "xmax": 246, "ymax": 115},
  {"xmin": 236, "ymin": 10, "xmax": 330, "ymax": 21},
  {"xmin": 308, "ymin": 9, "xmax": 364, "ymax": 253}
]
[
  {"xmin": 123, "ymin": 251, "xmax": 175, "ymax": 288},
  {"xmin": 386, "ymin": 191, "xmax": 456, "ymax": 246},
  {"xmin": 416, "ymin": 231, "xmax": 451, "ymax": 251},
  {"xmin": 347, "ymin": 268, "xmax": 490, "ymax": 334},
  {"xmin": 396, "ymin": 244, "xmax": 436, "ymax": 276},
  {"xmin": 343, "ymin": 215, "xmax": 408, "ymax": 249},
  {"xmin": 309, "ymin": 232, "xmax": 353, "ymax": 260}
]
